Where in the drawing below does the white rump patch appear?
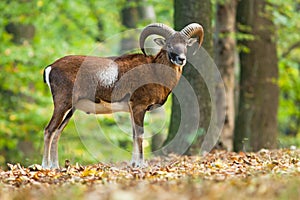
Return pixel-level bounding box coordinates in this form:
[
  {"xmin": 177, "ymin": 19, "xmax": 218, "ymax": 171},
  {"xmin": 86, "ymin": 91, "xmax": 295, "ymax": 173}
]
[
  {"xmin": 44, "ymin": 66, "xmax": 52, "ymax": 90},
  {"xmin": 97, "ymin": 62, "xmax": 118, "ymax": 87}
]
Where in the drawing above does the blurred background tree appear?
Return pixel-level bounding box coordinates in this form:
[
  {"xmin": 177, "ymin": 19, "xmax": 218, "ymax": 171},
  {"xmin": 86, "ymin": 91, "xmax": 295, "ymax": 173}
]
[
  {"xmin": 214, "ymin": 0, "xmax": 237, "ymax": 151},
  {"xmin": 234, "ymin": 0, "xmax": 279, "ymax": 151},
  {"xmin": 0, "ymin": 0, "xmax": 300, "ymax": 168},
  {"xmin": 165, "ymin": 0, "xmax": 214, "ymax": 155}
]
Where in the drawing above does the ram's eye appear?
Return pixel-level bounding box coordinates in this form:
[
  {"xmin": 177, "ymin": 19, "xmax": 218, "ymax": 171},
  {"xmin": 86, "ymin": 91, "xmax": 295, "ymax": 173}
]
[{"xmin": 169, "ymin": 52, "xmax": 178, "ymax": 58}]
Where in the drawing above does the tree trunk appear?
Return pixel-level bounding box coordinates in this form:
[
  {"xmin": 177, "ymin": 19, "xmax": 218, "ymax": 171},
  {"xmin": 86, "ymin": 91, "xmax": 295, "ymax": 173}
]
[
  {"xmin": 164, "ymin": 0, "xmax": 214, "ymax": 155},
  {"xmin": 214, "ymin": 0, "xmax": 237, "ymax": 151},
  {"xmin": 120, "ymin": 0, "xmax": 140, "ymax": 53},
  {"xmin": 137, "ymin": 0, "xmax": 156, "ymax": 24},
  {"xmin": 120, "ymin": 0, "xmax": 156, "ymax": 53},
  {"xmin": 234, "ymin": 0, "xmax": 279, "ymax": 151},
  {"xmin": 5, "ymin": 23, "xmax": 35, "ymax": 44}
]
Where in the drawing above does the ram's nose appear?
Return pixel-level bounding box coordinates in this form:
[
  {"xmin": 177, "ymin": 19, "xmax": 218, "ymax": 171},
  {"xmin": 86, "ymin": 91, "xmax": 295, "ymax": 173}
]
[
  {"xmin": 169, "ymin": 52, "xmax": 187, "ymax": 66},
  {"xmin": 175, "ymin": 54, "xmax": 186, "ymax": 66},
  {"xmin": 178, "ymin": 54, "xmax": 186, "ymax": 62}
]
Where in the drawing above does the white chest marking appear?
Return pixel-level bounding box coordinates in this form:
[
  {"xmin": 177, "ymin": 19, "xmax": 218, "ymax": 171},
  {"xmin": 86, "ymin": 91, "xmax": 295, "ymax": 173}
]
[
  {"xmin": 97, "ymin": 62, "xmax": 118, "ymax": 87},
  {"xmin": 45, "ymin": 66, "xmax": 52, "ymax": 90}
]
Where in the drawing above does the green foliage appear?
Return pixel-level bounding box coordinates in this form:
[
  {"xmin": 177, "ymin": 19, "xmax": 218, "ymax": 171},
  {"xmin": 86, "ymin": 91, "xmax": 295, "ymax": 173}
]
[
  {"xmin": 236, "ymin": 23, "xmax": 255, "ymax": 53},
  {"xmin": 278, "ymin": 60, "xmax": 300, "ymax": 136},
  {"xmin": 279, "ymin": 134, "xmax": 300, "ymax": 148},
  {"xmin": 270, "ymin": 0, "xmax": 300, "ymax": 139}
]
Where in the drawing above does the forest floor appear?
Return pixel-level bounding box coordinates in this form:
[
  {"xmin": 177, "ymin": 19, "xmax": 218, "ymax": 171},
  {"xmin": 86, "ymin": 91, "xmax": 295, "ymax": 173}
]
[{"xmin": 0, "ymin": 149, "xmax": 300, "ymax": 200}]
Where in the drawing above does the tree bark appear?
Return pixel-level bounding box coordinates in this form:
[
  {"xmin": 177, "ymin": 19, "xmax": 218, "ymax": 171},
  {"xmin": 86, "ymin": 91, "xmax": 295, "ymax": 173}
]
[
  {"xmin": 165, "ymin": 0, "xmax": 214, "ymax": 155},
  {"xmin": 120, "ymin": 0, "xmax": 156, "ymax": 53},
  {"xmin": 234, "ymin": 0, "xmax": 279, "ymax": 151},
  {"xmin": 214, "ymin": 0, "xmax": 237, "ymax": 151},
  {"xmin": 120, "ymin": 0, "xmax": 140, "ymax": 53},
  {"xmin": 5, "ymin": 23, "xmax": 35, "ymax": 44},
  {"xmin": 137, "ymin": 0, "xmax": 156, "ymax": 24}
]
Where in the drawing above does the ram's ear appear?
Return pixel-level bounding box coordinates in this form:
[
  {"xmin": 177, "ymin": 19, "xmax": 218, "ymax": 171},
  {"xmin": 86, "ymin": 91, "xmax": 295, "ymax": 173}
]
[
  {"xmin": 187, "ymin": 38, "xmax": 197, "ymax": 46},
  {"xmin": 154, "ymin": 38, "xmax": 166, "ymax": 46}
]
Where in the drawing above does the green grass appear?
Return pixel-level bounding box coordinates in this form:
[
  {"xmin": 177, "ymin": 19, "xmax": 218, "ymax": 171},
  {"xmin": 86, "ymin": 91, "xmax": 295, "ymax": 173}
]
[{"xmin": 278, "ymin": 134, "xmax": 300, "ymax": 149}]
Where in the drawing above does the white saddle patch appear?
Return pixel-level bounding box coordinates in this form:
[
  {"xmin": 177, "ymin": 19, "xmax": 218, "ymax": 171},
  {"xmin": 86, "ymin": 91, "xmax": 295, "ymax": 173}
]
[{"xmin": 97, "ymin": 62, "xmax": 118, "ymax": 87}]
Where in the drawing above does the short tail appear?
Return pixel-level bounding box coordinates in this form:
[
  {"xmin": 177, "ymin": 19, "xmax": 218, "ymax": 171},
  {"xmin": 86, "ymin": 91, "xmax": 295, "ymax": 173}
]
[
  {"xmin": 43, "ymin": 67, "xmax": 47, "ymax": 83},
  {"xmin": 43, "ymin": 66, "xmax": 52, "ymax": 88}
]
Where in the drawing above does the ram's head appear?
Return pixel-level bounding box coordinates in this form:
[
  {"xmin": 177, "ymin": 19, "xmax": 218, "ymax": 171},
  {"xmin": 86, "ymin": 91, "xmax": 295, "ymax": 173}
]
[{"xmin": 140, "ymin": 23, "xmax": 204, "ymax": 66}]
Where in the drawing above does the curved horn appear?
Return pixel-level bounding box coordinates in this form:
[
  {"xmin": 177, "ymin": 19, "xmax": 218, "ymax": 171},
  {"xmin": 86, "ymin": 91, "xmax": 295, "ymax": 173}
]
[
  {"xmin": 139, "ymin": 23, "xmax": 175, "ymax": 55},
  {"xmin": 180, "ymin": 23, "xmax": 204, "ymax": 48}
]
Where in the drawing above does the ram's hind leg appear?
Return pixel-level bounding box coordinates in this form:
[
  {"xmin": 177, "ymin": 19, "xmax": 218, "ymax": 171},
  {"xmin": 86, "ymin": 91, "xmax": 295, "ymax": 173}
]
[
  {"xmin": 42, "ymin": 105, "xmax": 72, "ymax": 169},
  {"xmin": 50, "ymin": 108, "xmax": 74, "ymax": 169}
]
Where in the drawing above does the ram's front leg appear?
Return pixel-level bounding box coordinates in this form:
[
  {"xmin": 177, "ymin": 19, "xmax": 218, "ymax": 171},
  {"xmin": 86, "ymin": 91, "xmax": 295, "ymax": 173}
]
[{"xmin": 129, "ymin": 103, "xmax": 146, "ymax": 167}]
